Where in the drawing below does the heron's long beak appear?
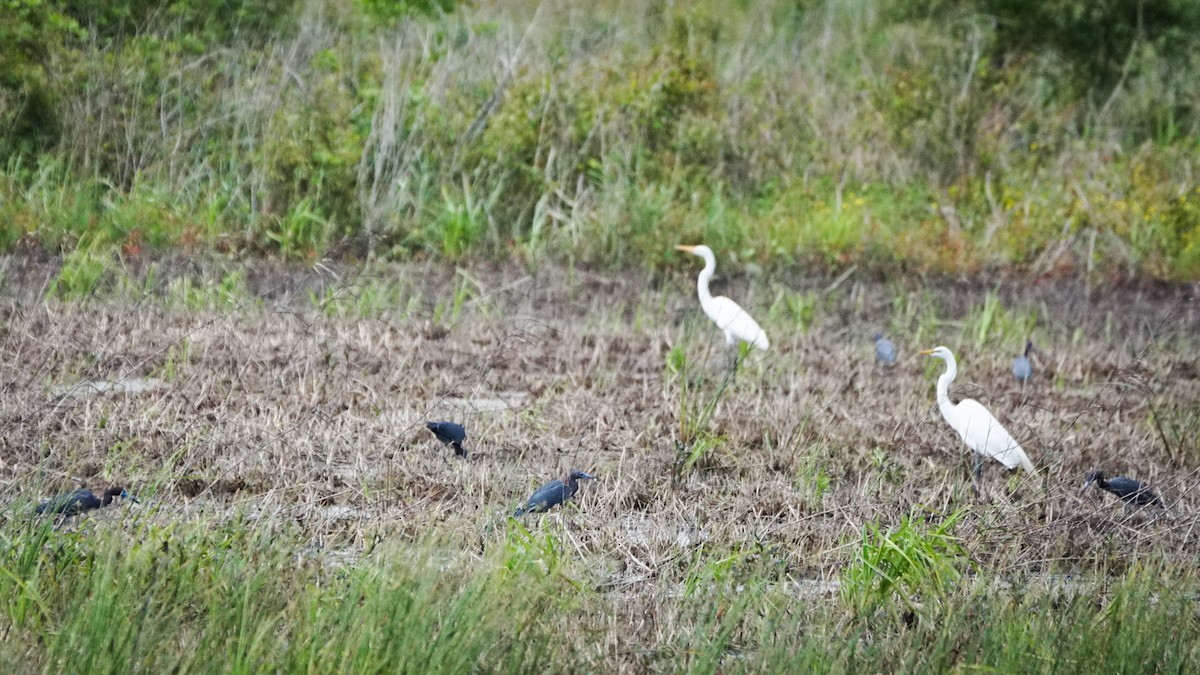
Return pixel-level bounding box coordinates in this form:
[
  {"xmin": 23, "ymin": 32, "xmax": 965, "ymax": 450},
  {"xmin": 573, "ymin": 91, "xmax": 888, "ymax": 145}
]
[
  {"xmin": 121, "ymin": 489, "xmax": 140, "ymax": 503},
  {"xmin": 1080, "ymin": 480, "xmax": 1095, "ymax": 493},
  {"xmin": 579, "ymin": 472, "xmax": 597, "ymax": 480},
  {"xmin": 919, "ymin": 348, "xmax": 936, "ymax": 356},
  {"xmin": 675, "ymin": 244, "xmax": 697, "ymax": 253}
]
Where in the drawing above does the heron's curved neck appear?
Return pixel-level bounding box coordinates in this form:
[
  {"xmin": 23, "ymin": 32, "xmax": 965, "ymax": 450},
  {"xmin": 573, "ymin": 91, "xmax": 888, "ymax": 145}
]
[
  {"xmin": 935, "ymin": 355, "xmax": 958, "ymax": 413},
  {"xmin": 564, "ymin": 476, "xmax": 578, "ymax": 498},
  {"xmin": 695, "ymin": 256, "xmax": 716, "ymax": 307}
]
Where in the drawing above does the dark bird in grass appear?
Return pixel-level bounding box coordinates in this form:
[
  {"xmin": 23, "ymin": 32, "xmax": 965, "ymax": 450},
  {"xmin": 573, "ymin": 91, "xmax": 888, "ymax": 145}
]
[
  {"xmin": 426, "ymin": 421, "xmax": 468, "ymax": 458},
  {"xmin": 36, "ymin": 486, "xmax": 137, "ymax": 516},
  {"xmin": 1082, "ymin": 470, "xmax": 1166, "ymax": 511},
  {"xmin": 514, "ymin": 470, "xmax": 596, "ymax": 517},
  {"xmin": 1012, "ymin": 340, "xmax": 1034, "ymax": 383},
  {"xmin": 874, "ymin": 332, "xmax": 897, "ymax": 366}
]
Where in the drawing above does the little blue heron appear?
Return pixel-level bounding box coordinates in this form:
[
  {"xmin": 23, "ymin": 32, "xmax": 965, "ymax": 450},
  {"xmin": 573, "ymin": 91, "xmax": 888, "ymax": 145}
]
[
  {"xmin": 874, "ymin": 332, "xmax": 897, "ymax": 366},
  {"xmin": 426, "ymin": 421, "xmax": 467, "ymax": 458},
  {"xmin": 920, "ymin": 347, "xmax": 1036, "ymax": 480},
  {"xmin": 1082, "ymin": 470, "xmax": 1165, "ymax": 510},
  {"xmin": 36, "ymin": 486, "xmax": 136, "ymax": 516},
  {"xmin": 1012, "ymin": 340, "xmax": 1034, "ymax": 383},
  {"xmin": 514, "ymin": 470, "xmax": 596, "ymax": 517}
]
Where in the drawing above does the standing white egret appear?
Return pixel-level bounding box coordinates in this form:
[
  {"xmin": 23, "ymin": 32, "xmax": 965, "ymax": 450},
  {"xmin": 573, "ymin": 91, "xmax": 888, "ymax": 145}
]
[
  {"xmin": 675, "ymin": 244, "xmax": 769, "ymax": 351},
  {"xmin": 920, "ymin": 346, "xmax": 1036, "ymax": 477}
]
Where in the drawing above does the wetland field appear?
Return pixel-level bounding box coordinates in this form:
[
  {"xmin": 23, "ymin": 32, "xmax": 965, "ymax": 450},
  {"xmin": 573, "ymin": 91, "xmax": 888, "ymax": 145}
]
[
  {"xmin": 1, "ymin": 255, "xmax": 1198, "ymax": 671},
  {"xmin": 4, "ymin": 0, "xmax": 1200, "ymax": 669}
]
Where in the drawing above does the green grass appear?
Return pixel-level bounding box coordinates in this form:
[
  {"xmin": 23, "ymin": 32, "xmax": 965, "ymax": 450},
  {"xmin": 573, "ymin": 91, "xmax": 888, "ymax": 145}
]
[
  {"xmin": 1, "ymin": 0, "xmax": 1198, "ymax": 280},
  {"xmin": 961, "ymin": 290, "xmax": 1039, "ymax": 350},
  {"xmin": 840, "ymin": 507, "xmax": 970, "ymax": 614},
  {"xmin": 667, "ymin": 335, "xmax": 750, "ymax": 477},
  {"xmin": 47, "ymin": 242, "xmax": 117, "ymax": 302},
  {"xmin": 166, "ymin": 270, "xmax": 253, "ymax": 312},
  {"xmin": 309, "ymin": 276, "xmax": 414, "ymax": 318},
  {"xmin": 2, "ymin": 512, "xmax": 1198, "ymax": 671}
]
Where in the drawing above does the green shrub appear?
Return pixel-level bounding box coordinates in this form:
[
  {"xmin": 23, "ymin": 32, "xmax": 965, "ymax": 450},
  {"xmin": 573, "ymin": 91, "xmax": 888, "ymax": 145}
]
[{"xmin": 48, "ymin": 242, "xmax": 118, "ymax": 301}]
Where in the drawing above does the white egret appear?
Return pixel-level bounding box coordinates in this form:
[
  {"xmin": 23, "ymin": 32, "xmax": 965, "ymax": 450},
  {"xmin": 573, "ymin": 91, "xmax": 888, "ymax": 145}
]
[
  {"xmin": 920, "ymin": 346, "xmax": 1036, "ymax": 477},
  {"xmin": 675, "ymin": 244, "xmax": 769, "ymax": 351}
]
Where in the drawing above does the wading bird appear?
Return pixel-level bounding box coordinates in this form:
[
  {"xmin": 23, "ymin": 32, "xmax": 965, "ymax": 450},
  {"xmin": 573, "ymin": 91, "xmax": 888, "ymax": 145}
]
[
  {"xmin": 921, "ymin": 346, "xmax": 1036, "ymax": 480},
  {"xmin": 1012, "ymin": 340, "xmax": 1034, "ymax": 383},
  {"xmin": 1082, "ymin": 470, "xmax": 1165, "ymax": 511},
  {"xmin": 36, "ymin": 486, "xmax": 137, "ymax": 517},
  {"xmin": 874, "ymin": 332, "xmax": 897, "ymax": 366},
  {"xmin": 675, "ymin": 245, "xmax": 769, "ymax": 355},
  {"xmin": 514, "ymin": 470, "xmax": 596, "ymax": 517},
  {"xmin": 426, "ymin": 421, "xmax": 468, "ymax": 458}
]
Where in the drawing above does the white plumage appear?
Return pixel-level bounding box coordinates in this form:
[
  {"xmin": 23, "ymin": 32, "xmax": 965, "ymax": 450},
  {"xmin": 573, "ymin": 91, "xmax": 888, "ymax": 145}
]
[
  {"xmin": 921, "ymin": 346, "xmax": 1036, "ymax": 473},
  {"xmin": 675, "ymin": 244, "xmax": 769, "ymax": 350}
]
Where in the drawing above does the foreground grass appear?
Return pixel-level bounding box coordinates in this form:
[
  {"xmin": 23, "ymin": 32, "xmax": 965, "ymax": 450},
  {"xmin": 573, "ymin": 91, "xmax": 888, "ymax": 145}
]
[{"xmin": 1, "ymin": 511, "xmax": 1197, "ymax": 672}]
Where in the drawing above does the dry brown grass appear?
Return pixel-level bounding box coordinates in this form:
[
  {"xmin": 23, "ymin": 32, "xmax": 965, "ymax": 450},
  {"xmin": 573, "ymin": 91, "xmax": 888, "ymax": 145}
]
[{"xmin": 1, "ymin": 254, "xmax": 1198, "ymax": 594}]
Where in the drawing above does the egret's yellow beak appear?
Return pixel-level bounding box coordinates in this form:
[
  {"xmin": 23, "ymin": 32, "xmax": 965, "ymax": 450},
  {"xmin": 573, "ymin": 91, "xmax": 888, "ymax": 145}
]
[
  {"xmin": 675, "ymin": 244, "xmax": 697, "ymax": 253},
  {"xmin": 919, "ymin": 348, "xmax": 936, "ymax": 355}
]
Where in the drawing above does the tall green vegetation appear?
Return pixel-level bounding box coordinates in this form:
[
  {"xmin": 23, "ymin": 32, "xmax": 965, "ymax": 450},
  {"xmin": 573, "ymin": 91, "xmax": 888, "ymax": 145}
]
[
  {"xmin": 2, "ymin": 0, "xmax": 1199, "ymax": 278},
  {"xmin": 1, "ymin": 513, "xmax": 1198, "ymax": 671}
]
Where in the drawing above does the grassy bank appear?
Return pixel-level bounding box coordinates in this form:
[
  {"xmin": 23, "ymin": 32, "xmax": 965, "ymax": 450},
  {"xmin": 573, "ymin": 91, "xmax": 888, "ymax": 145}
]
[
  {"xmin": 2, "ymin": 0, "xmax": 1199, "ymax": 279},
  {"xmin": 2, "ymin": 513, "xmax": 1197, "ymax": 672}
]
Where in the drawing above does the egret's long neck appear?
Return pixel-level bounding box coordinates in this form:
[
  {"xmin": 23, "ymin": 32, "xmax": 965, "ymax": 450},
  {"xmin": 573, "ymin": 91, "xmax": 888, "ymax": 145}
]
[
  {"xmin": 695, "ymin": 256, "xmax": 716, "ymax": 308},
  {"xmin": 935, "ymin": 355, "xmax": 957, "ymax": 414},
  {"xmin": 565, "ymin": 477, "xmax": 579, "ymax": 498}
]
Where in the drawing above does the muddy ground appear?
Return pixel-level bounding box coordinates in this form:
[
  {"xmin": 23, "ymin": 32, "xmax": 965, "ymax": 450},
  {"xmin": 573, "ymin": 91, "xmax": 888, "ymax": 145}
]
[{"xmin": 1, "ymin": 253, "xmax": 1198, "ymax": 587}]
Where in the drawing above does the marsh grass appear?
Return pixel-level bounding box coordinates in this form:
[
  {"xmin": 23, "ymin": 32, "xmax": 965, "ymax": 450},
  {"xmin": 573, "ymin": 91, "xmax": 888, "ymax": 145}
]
[
  {"xmin": 0, "ymin": 514, "xmax": 569, "ymax": 672},
  {"xmin": 840, "ymin": 507, "xmax": 970, "ymax": 614},
  {"xmin": 1, "ymin": 512, "xmax": 1199, "ymax": 671},
  {"xmin": 3, "ymin": 259, "xmax": 1200, "ymax": 670},
  {"xmin": 668, "ymin": 334, "xmax": 755, "ymax": 477},
  {"xmin": 2, "ymin": 0, "xmax": 1199, "ymax": 279},
  {"xmin": 47, "ymin": 241, "xmax": 117, "ymax": 302}
]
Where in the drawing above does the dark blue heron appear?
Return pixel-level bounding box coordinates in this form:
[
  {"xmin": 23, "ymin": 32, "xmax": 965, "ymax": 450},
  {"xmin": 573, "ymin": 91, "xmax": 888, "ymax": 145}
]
[
  {"xmin": 1082, "ymin": 470, "xmax": 1164, "ymax": 510},
  {"xmin": 36, "ymin": 486, "xmax": 137, "ymax": 516},
  {"xmin": 1012, "ymin": 340, "xmax": 1033, "ymax": 383},
  {"xmin": 874, "ymin": 332, "xmax": 897, "ymax": 366},
  {"xmin": 514, "ymin": 470, "xmax": 596, "ymax": 517},
  {"xmin": 426, "ymin": 421, "xmax": 467, "ymax": 458}
]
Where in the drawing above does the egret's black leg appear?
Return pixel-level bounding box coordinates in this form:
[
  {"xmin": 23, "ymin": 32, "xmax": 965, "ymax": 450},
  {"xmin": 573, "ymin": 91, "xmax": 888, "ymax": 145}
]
[
  {"xmin": 971, "ymin": 456, "xmax": 984, "ymax": 497},
  {"xmin": 726, "ymin": 348, "xmax": 740, "ymax": 380}
]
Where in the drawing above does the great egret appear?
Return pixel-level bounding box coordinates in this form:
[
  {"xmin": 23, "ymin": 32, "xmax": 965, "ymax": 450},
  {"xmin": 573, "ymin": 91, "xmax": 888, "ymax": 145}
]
[
  {"xmin": 1082, "ymin": 470, "xmax": 1165, "ymax": 510},
  {"xmin": 36, "ymin": 486, "xmax": 138, "ymax": 516},
  {"xmin": 1012, "ymin": 340, "xmax": 1033, "ymax": 383},
  {"xmin": 514, "ymin": 470, "xmax": 596, "ymax": 517},
  {"xmin": 675, "ymin": 245, "xmax": 769, "ymax": 351},
  {"xmin": 920, "ymin": 346, "xmax": 1036, "ymax": 476},
  {"xmin": 426, "ymin": 420, "xmax": 468, "ymax": 458},
  {"xmin": 874, "ymin": 332, "xmax": 897, "ymax": 366}
]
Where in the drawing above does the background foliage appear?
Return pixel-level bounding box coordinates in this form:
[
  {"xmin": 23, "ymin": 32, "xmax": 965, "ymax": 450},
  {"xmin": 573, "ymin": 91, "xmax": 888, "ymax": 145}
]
[{"xmin": 1, "ymin": 0, "xmax": 1198, "ymax": 278}]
